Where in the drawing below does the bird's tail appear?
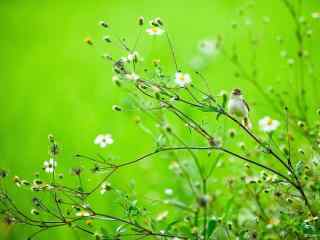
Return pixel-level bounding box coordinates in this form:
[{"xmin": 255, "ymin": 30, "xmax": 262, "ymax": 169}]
[{"xmin": 242, "ymin": 117, "xmax": 252, "ymax": 130}]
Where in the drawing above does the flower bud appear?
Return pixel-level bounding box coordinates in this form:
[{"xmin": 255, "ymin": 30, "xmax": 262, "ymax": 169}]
[
  {"xmin": 103, "ymin": 36, "xmax": 112, "ymax": 43},
  {"xmin": 155, "ymin": 17, "xmax": 163, "ymax": 26},
  {"xmin": 297, "ymin": 121, "xmax": 305, "ymax": 128},
  {"xmin": 138, "ymin": 16, "xmax": 144, "ymax": 26},
  {"xmin": 84, "ymin": 37, "xmax": 93, "ymax": 46},
  {"xmin": 228, "ymin": 129, "xmax": 236, "ymax": 138},
  {"xmin": 31, "ymin": 209, "xmax": 39, "ymax": 215},
  {"xmin": 112, "ymin": 105, "xmax": 122, "ymax": 112},
  {"xmin": 99, "ymin": 21, "xmax": 109, "ymax": 28}
]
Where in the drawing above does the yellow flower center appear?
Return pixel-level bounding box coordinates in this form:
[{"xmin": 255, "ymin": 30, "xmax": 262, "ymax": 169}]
[
  {"xmin": 266, "ymin": 117, "xmax": 273, "ymax": 126},
  {"xmin": 151, "ymin": 27, "xmax": 158, "ymax": 33},
  {"xmin": 178, "ymin": 75, "xmax": 185, "ymax": 81}
]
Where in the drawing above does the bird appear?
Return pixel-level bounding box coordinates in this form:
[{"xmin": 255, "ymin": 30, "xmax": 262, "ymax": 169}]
[{"xmin": 227, "ymin": 88, "xmax": 252, "ymax": 129}]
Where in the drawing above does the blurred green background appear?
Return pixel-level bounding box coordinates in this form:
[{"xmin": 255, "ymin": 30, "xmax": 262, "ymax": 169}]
[{"xmin": 0, "ymin": 0, "xmax": 319, "ymax": 239}]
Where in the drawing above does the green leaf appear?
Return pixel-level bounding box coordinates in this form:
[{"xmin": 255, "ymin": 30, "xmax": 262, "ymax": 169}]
[
  {"xmin": 222, "ymin": 94, "xmax": 228, "ymax": 109},
  {"xmin": 207, "ymin": 218, "xmax": 218, "ymax": 238}
]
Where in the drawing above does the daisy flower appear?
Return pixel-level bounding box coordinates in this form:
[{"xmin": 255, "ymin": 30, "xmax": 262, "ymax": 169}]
[
  {"xmin": 175, "ymin": 72, "xmax": 192, "ymax": 87},
  {"xmin": 94, "ymin": 134, "xmax": 114, "ymax": 148},
  {"xmin": 76, "ymin": 210, "xmax": 92, "ymax": 217},
  {"xmin": 198, "ymin": 39, "xmax": 218, "ymax": 56},
  {"xmin": 259, "ymin": 116, "xmax": 280, "ymax": 133},
  {"xmin": 43, "ymin": 158, "xmax": 57, "ymax": 173},
  {"xmin": 146, "ymin": 27, "xmax": 165, "ymax": 36}
]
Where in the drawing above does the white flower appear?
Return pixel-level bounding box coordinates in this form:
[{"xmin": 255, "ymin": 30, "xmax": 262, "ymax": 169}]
[
  {"xmin": 94, "ymin": 134, "xmax": 114, "ymax": 148},
  {"xmin": 259, "ymin": 116, "xmax": 280, "ymax": 133},
  {"xmin": 125, "ymin": 73, "xmax": 140, "ymax": 81},
  {"xmin": 146, "ymin": 27, "xmax": 165, "ymax": 36},
  {"xmin": 175, "ymin": 72, "xmax": 192, "ymax": 87},
  {"xmin": 164, "ymin": 188, "xmax": 173, "ymax": 196},
  {"xmin": 198, "ymin": 39, "xmax": 218, "ymax": 56},
  {"xmin": 43, "ymin": 158, "xmax": 57, "ymax": 173},
  {"xmin": 76, "ymin": 210, "xmax": 92, "ymax": 217},
  {"xmin": 311, "ymin": 12, "xmax": 320, "ymax": 19}
]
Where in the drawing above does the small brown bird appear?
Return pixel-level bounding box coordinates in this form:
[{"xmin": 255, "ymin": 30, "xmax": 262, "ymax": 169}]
[{"xmin": 227, "ymin": 88, "xmax": 252, "ymax": 129}]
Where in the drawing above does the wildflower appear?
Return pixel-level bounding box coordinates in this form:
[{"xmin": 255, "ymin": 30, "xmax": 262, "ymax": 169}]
[
  {"xmin": 297, "ymin": 121, "xmax": 305, "ymax": 128},
  {"xmin": 99, "ymin": 20, "xmax": 109, "ymax": 28},
  {"xmin": 146, "ymin": 27, "xmax": 165, "ymax": 36},
  {"xmin": 258, "ymin": 116, "xmax": 280, "ymax": 133},
  {"xmin": 100, "ymin": 182, "xmax": 112, "ymax": 195},
  {"xmin": 112, "ymin": 75, "xmax": 121, "ymax": 87},
  {"xmin": 112, "ymin": 105, "xmax": 122, "ymax": 112},
  {"xmin": 198, "ymin": 39, "xmax": 218, "ymax": 56},
  {"xmin": 164, "ymin": 188, "xmax": 173, "ymax": 196},
  {"xmin": 238, "ymin": 142, "xmax": 246, "ymax": 150},
  {"xmin": 154, "ymin": 17, "xmax": 163, "ymax": 26},
  {"xmin": 125, "ymin": 73, "xmax": 140, "ymax": 81},
  {"xmin": 43, "ymin": 158, "xmax": 57, "ymax": 173},
  {"xmin": 76, "ymin": 210, "xmax": 92, "ymax": 217},
  {"xmin": 103, "ymin": 36, "xmax": 112, "ymax": 43},
  {"xmin": 94, "ymin": 134, "xmax": 113, "ymax": 148},
  {"xmin": 138, "ymin": 16, "xmax": 144, "ymax": 26},
  {"xmin": 175, "ymin": 72, "xmax": 192, "ymax": 87},
  {"xmin": 84, "ymin": 37, "xmax": 93, "ymax": 46}
]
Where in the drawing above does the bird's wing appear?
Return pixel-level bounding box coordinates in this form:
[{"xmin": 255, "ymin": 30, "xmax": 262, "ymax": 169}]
[{"xmin": 243, "ymin": 99, "xmax": 250, "ymax": 112}]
